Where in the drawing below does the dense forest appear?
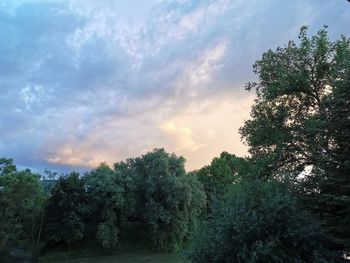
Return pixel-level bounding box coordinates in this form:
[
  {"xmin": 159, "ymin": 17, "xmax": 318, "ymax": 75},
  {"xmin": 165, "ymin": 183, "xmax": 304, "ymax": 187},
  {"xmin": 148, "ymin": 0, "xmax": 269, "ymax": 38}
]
[{"xmin": 1, "ymin": 27, "xmax": 349, "ymax": 262}]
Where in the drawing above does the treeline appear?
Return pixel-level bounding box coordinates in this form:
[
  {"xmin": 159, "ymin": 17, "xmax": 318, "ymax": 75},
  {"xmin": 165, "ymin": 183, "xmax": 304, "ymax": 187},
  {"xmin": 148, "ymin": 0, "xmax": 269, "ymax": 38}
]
[
  {"xmin": 1, "ymin": 26, "xmax": 349, "ymax": 262},
  {"xmin": 0, "ymin": 149, "xmax": 205, "ymax": 257}
]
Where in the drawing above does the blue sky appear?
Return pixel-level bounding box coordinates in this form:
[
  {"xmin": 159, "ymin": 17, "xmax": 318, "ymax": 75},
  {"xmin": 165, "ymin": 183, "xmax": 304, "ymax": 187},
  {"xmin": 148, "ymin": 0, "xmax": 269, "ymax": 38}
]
[{"xmin": 0, "ymin": 0, "xmax": 349, "ymax": 172}]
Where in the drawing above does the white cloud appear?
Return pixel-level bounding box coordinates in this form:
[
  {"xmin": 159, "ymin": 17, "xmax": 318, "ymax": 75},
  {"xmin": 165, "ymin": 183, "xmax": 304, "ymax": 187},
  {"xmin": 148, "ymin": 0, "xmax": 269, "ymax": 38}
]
[
  {"xmin": 19, "ymin": 85, "xmax": 45, "ymax": 110},
  {"xmin": 168, "ymin": 0, "xmax": 229, "ymax": 40},
  {"xmin": 186, "ymin": 40, "xmax": 227, "ymax": 87}
]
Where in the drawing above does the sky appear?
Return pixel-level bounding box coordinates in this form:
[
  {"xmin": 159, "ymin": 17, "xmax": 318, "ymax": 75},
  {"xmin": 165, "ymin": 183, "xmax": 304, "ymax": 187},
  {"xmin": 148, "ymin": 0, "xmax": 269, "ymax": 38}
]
[{"xmin": 0, "ymin": 0, "xmax": 349, "ymax": 173}]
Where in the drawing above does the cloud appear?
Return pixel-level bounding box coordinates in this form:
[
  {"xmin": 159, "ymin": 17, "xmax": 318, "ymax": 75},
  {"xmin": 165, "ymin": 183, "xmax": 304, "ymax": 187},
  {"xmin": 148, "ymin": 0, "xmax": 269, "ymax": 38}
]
[
  {"xmin": 161, "ymin": 121, "xmax": 203, "ymax": 152},
  {"xmin": 185, "ymin": 40, "xmax": 227, "ymax": 88},
  {"xmin": 160, "ymin": 95, "xmax": 255, "ymax": 170},
  {"xmin": 19, "ymin": 85, "xmax": 46, "ymax": 110},
  {"xmin": 0, "ymin": 0, "xmax": 349, "ymax": 172}
]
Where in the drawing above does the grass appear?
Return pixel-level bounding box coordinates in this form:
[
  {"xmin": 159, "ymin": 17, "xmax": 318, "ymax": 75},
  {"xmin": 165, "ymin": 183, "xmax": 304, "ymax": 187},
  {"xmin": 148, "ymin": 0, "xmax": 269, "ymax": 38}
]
[
  {"xmin": 47, "ymin": 252, "xmax": 186, "ymax": 263},
  {"xmin": 39, "ymin": 225, "xmax": 190, "ymax": 262},
  {"xmin": 39, "ymin": 241, "xmax": 189, "ymax": 263}
]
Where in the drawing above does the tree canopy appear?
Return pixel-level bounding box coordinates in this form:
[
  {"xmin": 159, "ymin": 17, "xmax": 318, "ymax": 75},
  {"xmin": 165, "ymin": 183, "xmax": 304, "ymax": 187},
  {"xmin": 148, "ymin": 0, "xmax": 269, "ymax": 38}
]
[
  {"xmin": 189, "ymin": 180, "xmax": 344, "ymax": 263},
  {"xmin": 0, "ymin": 159, "xmax": 44, "ymax": 253},
  {"xmin": 42, "ymin": 149, "xmax": 206, "ymax": 251},
  {"xmin": 240, "ymin": 26, "xmax": 350, "ymax": 251},
  {"xmin": 114, "ymin": 149, "xmax": 206, "ymax": 250},
  {"xmin": 45, "ymin": 172, "xmax": 89, "ymax": 246}
]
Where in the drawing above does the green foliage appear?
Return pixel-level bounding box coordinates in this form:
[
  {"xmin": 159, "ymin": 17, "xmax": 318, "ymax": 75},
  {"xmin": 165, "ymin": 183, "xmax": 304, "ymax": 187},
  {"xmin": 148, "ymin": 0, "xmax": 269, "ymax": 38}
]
[
  {"xmin": 113, "ymin": 160, "xmax": 139, "ymax": 220},
  {"xmin": 115, "ymin": 149, "xmax": 206, "ymax": 251},
  {"xmin": 84, "ymin": 163, "xmax": 125, "ymax": 248},
  {"xmin": 42, "ymin": 149, "xmax": 204, "ymax": 251},
  {"xmin": 0, "ymin": 157, "xmax": 17, "ymax": 175},
  {"xmin": 316, "ymin": 34, "xmax": 350, "ymax": 249},
  {"xmin": 46, "ymin": 172, "xmax": 88, "ymax": 246},
  {"xmin": 95, "ymin": 210, "xmax": 119, "ymax": 248},
  {"xmin": 188, "ymin": 180, "xmax": 344, "ymax": 263},
  {"xmin": 193, "ymin": 152, "xmax": 247, "ymax": 196},
  {"xmin": 240, "ymin": 26, "xmax": 339, "ymax": 176},
  {"xmin": 0, "ymin": 161, "xmax": 44, "ymax": 252},
  {"xmin": 240, "ymin": 26, "xmax": 350, "ymax": 250}
]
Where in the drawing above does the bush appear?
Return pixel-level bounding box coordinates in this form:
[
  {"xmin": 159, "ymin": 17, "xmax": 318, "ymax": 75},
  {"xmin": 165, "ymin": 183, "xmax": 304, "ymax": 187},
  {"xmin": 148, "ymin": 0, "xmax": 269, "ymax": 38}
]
[{"xmin": 188, "ymin": 180, "xmax": 344, "ymax": 263}]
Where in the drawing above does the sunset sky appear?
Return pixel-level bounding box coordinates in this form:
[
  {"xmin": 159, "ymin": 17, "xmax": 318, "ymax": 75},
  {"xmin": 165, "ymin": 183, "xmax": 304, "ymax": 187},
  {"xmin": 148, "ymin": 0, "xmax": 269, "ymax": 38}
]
[{"xmin": 0, "ymin": 0, "xmax": 349, "ymax": 172}]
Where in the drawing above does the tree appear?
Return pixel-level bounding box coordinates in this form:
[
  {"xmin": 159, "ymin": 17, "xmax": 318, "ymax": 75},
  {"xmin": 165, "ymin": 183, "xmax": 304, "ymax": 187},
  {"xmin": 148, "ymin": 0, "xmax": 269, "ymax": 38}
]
[
  {"xmin": 305, "ymin": 35, "xmax": 350, "ymax": 249},
  {"xmin": 113, "ymin": 160, "xmax": 139, "ymax": 222},
  {"xmin": 45, "ymin": 172, "xmax": 88, "ymax": 246},
  {"xmin": 84, "ymin": 163, "xmax": 125, "ymax": 248},
  {"xmin": 188, "ymin": 180, "xmax": 344, "ymax": 263},
  {"xmin": 117, "ymin": 148, "xmax": 206, "ymax": 250},
  {"xmin": 240, "ymin": 26, "xmax": 350, "ymax": 250},
  {"xmin": 241, "ymin": 26, "xmax": 335, "ymax": 176},
  {"xmin": 0, "ymin": 158, "xmax": 17, "ymax": 175},
  {"xmin": 42, "ymin": 149, "xmax": 205, "ymax": 251},
  {"xmin": 191, "ymin": 152, "xmax": 247, "ymax": 209},
  {"xmin": 0, "ymin": 164, "xmax": 44, "ymax": 253}
]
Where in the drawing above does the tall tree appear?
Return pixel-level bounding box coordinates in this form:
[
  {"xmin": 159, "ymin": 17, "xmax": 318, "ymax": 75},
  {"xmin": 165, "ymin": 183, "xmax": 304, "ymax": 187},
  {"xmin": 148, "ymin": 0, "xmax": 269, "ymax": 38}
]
[
  {"xmin": 117, "ymin": 149, "xmax": 206, "ymax": 250},
  {"xmin": 240, "ymin": 26, "xmax": 350, "ymax": 250},
  {"xmin": 308, "ymin": 35, "xmax": 350, "ymax": 249},
  {"xmin": 84, "ymin": 163, "xmax": 125, "ymax": 248},
  {"xmin": 45, "ymin": 172, "xmax": 88, "ymax": 246}
]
